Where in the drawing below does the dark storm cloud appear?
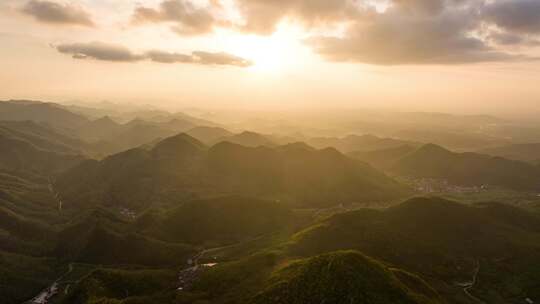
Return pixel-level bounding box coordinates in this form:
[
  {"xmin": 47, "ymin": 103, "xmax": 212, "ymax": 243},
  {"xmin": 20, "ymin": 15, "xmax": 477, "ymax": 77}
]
[
  {"xmin": 488, "ymin": 32, "xmax": 527, "ymax": 46},
  {"xmin": 54, "ymin": 42, "xmax": 252, "ymax": 67},
  {"xmin": 391, "ymin": 0, "xmax": 471, "ymax": 15},
  {"xmin": 21, "ymin": 0, "xmax": 94, "ymax": 26},
  {"xmin": 132, "ymin": 0, "xmax": 217, "ymax": 35},
  {"xmin": 483, "ymin": 0, "xmax": 540, "ymax": 35}
]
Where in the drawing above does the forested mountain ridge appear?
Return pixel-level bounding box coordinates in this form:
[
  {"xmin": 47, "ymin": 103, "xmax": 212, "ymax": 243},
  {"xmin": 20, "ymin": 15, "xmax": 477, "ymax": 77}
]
[{"xmin": 55, "ymin": 133, "xmax": 410, "ymax": 210}]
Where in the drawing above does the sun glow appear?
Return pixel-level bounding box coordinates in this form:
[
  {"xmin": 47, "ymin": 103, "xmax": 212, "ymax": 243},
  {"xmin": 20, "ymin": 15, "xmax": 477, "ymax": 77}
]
[{"xmin": 216, "ymin": 23, "xmax": 310, "ymax": 73}]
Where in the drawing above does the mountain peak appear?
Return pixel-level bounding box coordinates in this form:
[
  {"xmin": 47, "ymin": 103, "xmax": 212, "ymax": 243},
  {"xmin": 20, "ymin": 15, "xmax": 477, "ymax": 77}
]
[
  {"xmin": 93, "ymin": 116, "xmax": 118, "ymax": 125},
  {"xmin": 152, "ymin": 133, "xmax": 206, "ymax": 158},
  {"xmin": 220, "ymin": 131, "xmax": 276, "ymax": 148},
  {"xmin": 278, "ymin": 142, "xmax": 315, "ymax": 153},
  {"xmin": 418, "ymin": 143, "xmax": 451, "ymax": 153},
  {"xmin": 125, "ymin": 118, "xmax": 149, "ymax": 126}
]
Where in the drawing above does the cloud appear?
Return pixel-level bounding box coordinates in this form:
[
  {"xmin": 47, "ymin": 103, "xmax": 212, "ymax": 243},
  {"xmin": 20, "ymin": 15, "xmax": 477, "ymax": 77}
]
[
  {"xmin": 54, "ymin": 41, "xmax": 252, "ymax": 67},
  {"xmin": 132, "ymin": 0, "xmax": 217, "ymax": 35},
  {"xmin": 146, "ymin": 50, "xmax": 193, "ymax": 63},
  {"xmin": 192, "ymin": 51, "xmax": 252, "ymax": 66},
  {"xmin": 483, "ymin": 0, "xmax": 540, "ymax": 35},
  {"xmin": 21, "ymin": 0, "xmax": 94, "ymax": 26},
  {"xmin": 488, "ymin": 31, "xmax": 527, "ymax": 46},
  {"xmin": 56, "ymin": 42, "xmax": 143, "ymax": 62},
  {"xmin": 234, "ymin": 0, "xmax": 360, "ymax": 35},
  {"xmin": 391, "ymin": 0, "xmax": 471, "ymax": 15},
  {"xmin": 131, "ymin": 0, "xmax": 361, "ymax": 36},
  {"xmin": 307, "ymin": 0, "xmax": 524, "ymax": 65},
  {"xmin": 34, "ymin": 0, "xmax": 538, "ymax": 66}
]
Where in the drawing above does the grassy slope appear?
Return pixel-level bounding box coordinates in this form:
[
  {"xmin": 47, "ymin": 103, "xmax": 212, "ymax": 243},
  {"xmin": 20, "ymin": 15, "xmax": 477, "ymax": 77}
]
[
  {"xmin": 393, "ymin": 144, "xmax": 540, "ymax": 191},
  {"xmin": 290, "ymin": 197, "xmax": 540, "ymax": 303},
  {"xmin": 252, "ymin": 250, "xmax": 439, "ymax": 304}
]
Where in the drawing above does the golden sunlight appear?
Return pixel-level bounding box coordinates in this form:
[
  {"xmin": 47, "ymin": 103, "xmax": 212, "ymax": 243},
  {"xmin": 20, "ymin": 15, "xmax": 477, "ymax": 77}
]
[{"xmin": 216, "ymin": 24, "xmax": 310, "ymax": 73}]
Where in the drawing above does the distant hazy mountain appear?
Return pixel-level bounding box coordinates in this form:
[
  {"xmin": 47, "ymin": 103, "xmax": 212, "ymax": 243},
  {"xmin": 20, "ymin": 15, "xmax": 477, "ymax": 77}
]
[
  {"xmin": 171, "ymin": 111, "xmax": 219, "ymax": 128},
  {"xmin": 185, "ymin": 126, "xmax": 234, "ymax": 144},
  {"xmin": 308, "ymin": 134, "xmax": 419, "ymax": 153},
  {"xmin": 0, "ymin": 100, "xmax": 88, "ymax": 130},
  {"xmin": 77, "ymin": 116, "xmax": 124, "ymax": 142},
  {"xmin": 392, "ymin": 144, "xmax": 540, "ymax": 191},
  {"xmin": 192, "ymin": 129, "xmax": 292, "ymax": 148},
  {"xmin": 216, "ymin": 131, "xmax": 277, "ymax": 147},
  {"xmin": 159, "ymin": 118, "xmax": 196, "ymax": 132},
  {"xmin": 479, "ymin": 143, "xmax": 540, "ymax": 163},
  {"xmin": 77, "ymin": 116, "xmax": 202, "ymax": 156},
  {"xmin": 55, "ymin": 133, "xmax": 409, "ymax": 210},
  {"xmin": 349, "ymin": 145, "xmax": 416, "ymax": 169},
  {"xmin": 391, "ymin": 129, "xmax": 507, "ymax": 151},
  {"xmin": 92, "ymin": 122, "xmax": 179, "ymax": 155},
  {"xmin": 62, "ymin": 102, "xmax": 217, "ymax": 127},
  {"xmin": 0, "ymin": 100, "xmax": 230, "ymax": 157}
]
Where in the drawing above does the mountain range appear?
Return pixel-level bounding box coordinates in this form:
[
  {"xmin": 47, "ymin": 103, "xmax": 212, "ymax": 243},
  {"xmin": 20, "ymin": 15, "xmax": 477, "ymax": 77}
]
[
  {"xmin": 55, "ymin": 133, "xmax": 409, "ymax": 210},
  {"xmin": 2, "ymin": 99, "xmax": 540, "ymax": 304}
]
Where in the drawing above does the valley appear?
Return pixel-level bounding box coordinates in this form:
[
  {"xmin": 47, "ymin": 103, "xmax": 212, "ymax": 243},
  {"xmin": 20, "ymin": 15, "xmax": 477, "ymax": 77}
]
[{"xmin": 0, "ymin": 100, "xmax": 539, "ymax": 304}]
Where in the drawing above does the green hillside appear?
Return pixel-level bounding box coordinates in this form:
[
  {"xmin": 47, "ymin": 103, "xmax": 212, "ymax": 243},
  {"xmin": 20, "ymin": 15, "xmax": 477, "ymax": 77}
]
[
  {"xmin": 252, "ymin": 251, "xmax": 440, "ymax": 304},
  {"xmin": 141, "ymin": 196, "xmax": 293, "ymax": 245},
  {"xmin": 59, "ymin": 268, "xmax": 177, "ymax": 304},
  {"xmin": 392, "ymin": 144, "xmax": 540, "ymax": 191},
  {"xmin": 0, "ymin": 125, "xmax": 84, "ymax": 174},
  {"xmin": 207, "ymin": 141, "xmax": 410, "ymax": 206},
  {"xmin": 0, "ymin": 121, "xmax": 86, "ymax": 154},
  {"xmin": 55, "ymin": 133, "xmax": 409, "ymax": 210},
  {"xmin": 54, "ymin": 208, "xmax": 195, "ymax": 266},
  {"xmin": 291, "ymin": 197, "xmax": 540, "ymax": 303},
  {"xmin": 0, "ymin": 251, "xmax": 60, "ymax": 304}
]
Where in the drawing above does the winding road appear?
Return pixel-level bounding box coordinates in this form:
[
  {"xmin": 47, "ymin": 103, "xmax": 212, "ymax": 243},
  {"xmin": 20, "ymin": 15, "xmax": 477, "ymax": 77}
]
[
  {"xmin": 463, "ymin": 260, "xmax": 484, "ymax": 304},
  {"xmin": 177, "ymin": 234, "xmax": 268, "ymax": 291},
  {"xmin": 47, "ymin": 177, "xmax": 62, "ymax": 212},
  {"xmin": 26, "ymin": 264, "xmax": 73, "ymax": 304}
]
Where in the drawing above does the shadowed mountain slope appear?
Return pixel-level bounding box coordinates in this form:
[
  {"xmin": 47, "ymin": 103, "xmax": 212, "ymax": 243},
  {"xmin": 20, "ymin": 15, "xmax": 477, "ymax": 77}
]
[
  {"xmin": 392, "ymin": 144, "xmax": 540, "ymax": 191},
  {"xmin": 55, "ymin": 133, "xmax": 409, "ymax": 210},
  {"xmin": 479, "ymin": 143, "xmax": 540, "ymax": 163},
  {"xmin": 291, "ymin": 197, "xmax": 540, "ymax": 303},
  {"xmin": 0, "ymin": 100, "xmax": 88, "ymax": 130}
]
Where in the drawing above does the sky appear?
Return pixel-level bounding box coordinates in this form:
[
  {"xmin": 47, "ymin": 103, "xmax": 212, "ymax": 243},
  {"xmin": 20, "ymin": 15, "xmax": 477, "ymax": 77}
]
[{"xmin": 1, "ymin": 0, "xmax": 540, "ymax": 116}]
